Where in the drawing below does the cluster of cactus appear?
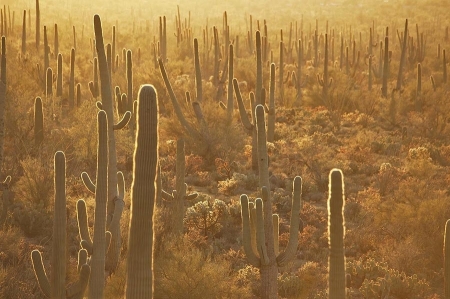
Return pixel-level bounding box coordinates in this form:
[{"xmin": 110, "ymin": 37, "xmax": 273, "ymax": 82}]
[{"xmin": 240, "ymin": 104, "xmax": 302, "ymax": 299}]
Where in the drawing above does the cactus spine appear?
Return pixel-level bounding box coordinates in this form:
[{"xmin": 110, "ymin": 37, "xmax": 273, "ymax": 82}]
[
  {"xmin": 328, "ymin": 169, "xmax": 346, "ymax": 299},
  {"xmin": 125, "ymin": 84, "xmax": 159, "ymax": 298}
]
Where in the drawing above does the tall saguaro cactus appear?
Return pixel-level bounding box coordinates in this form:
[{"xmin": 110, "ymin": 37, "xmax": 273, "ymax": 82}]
[
  {"xmin": 88, "ymin": 14, "xmax": 131, "ymax": 276},
  {"xmin": 88, "ymin": 110, "xmax": 109, "ymax": 299},
  {"xmin": 328, "ymin": 169, "xmax": 346, "ymax": 299},
  {"xmin": 31, "ymin": 152, "xmax": 90, "ymax": 299},
  {"xmin": 125, "ymin": 84, "xmax": 159, "ymax": 299}
]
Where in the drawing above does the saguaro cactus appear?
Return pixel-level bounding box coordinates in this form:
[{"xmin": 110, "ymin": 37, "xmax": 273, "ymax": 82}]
[
  {"xmin": 31, "ymin": 152, "xmax": 90, "ymax": 299},
  {"xmin": 445, "ymin": 219, "xmax": 450, "ymax": 299},
  {"xmin": 88, "ymin": 14, "xmax": 131, "ymax": 276},
  {"xmin": 240, "ymin": 104, "xmax": 302, "ymax": 299},
  {"xmin": 34, "ymin": 97, "xmax": 44, "ymax": 147},
  {"xmin": 21, "ymin": 10, "xmax": 26, "ymax": 54},
  {"xmin": 328, "ymin": 168, "xmax": 346, "ymax": 299},
  {"xmin": 89, "ymin": 110, "xmax": 109, "ymax": 299},
  {"xmin": 35, "ymin": 0, "xmax": 39, "ymax": 49},
  {"xmin": 0, "ymin": 36, "xmax": 5, "ymax": 174},
  {"xmin": 125, "ymin": 84, "xmax": 159, "ymax": 299}
]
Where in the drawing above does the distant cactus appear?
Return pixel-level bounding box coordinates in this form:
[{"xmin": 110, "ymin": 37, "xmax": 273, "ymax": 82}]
[
  {"xmin": 69, "ymin": 48, "xmax": 75, "ymax": 109},
  {"xmin": 381, "ymin": 32, "xmax": 389, "ymax": 98},
  {"xmin": 56, "ymin": 53, "xmax": 63, "ymax": 97},
  {"xmin": 21, "ymin": 10, "xmax": 26, "ymax": 54},
  {"xmin": 35, "ymin": 0, "xmax": 39, "ymax": 49},
  {"xmin": 54, "ymin": 24, "xmax": 58, "ymax": 57}
]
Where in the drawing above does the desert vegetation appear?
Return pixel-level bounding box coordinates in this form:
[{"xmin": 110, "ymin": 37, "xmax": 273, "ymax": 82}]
[{"xmin": 0, "ymin": 0, "xmax": 450, "ymax": 298}]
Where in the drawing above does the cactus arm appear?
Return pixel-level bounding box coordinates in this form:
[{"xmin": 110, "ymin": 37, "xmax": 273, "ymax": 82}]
[
  {"xmin": 276, "ymin": 176, "xmax": 302, "ymax": 266},
  {"xmin": 66, "ymin": 264, "xmax": 90, "ymax": 299},
  {"xmin": 185, "ymin": 192, "xmax": 198, "ymax": 200},
  {"xmin": 77, "ymin": 249, "xmax": 88, "ymax": 272},
  {"xmin": 240, "ymin": 194, "xmax": 260, "ymax": 267},
  {"xmin": 273, "ymin": 214, "xmax": 279, "ymax": 256},
  {"xmin": 31, "ymin": 250, "xmax": 51, "ymax": 298},
  {"xmin": 113, "ymin": 111, "xmax": 131, "ymax": 130},
  {"xmin": 255, "ymin": 197, "xmax": 269, "ymax": 265},
  {"xmin": 158, "ymin": 58, "xmax": 199, "ymax": 140},
  {"xmin": 76, "ymin": 199, "xmax": 93, "ymax": 254},
  {"xmin": 117, "ymin": 171, "xmax": 125, "ymax": 202},
  {"xmin": 233, "ymin": 78, "xmax": 253, "ymax": 133},
  {"xmin": 81, "ymin": 172, "xmax": 96, "ymax": 193}
]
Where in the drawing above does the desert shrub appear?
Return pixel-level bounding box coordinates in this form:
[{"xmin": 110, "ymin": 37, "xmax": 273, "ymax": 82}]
[
  {"xmin": 0, "ymin": 232, "xmax": 43, "ymax": 298},
  {"xmin": 15, "ymin": 156, "xmax": 54, "ymax": 208},
  {"xmin": 185, "ymin": 197, "xmax": 228, "ymax": 237},
  {"xmin": 154, "ymin": 235, "xmax": 250, "ymax": 299},
  {"xmin": 347, "ymin": 257, "xmax": 430, "ymax": 298},
  {"xmin": 236, "ymin": 264, "xmax": 260, "ymax": 297},
  {"xmin": 405, "ymin": 146, "xmax": 437, "ymax": 178},
  {"xmin": 278, "ymin": 272, "xmax": 302, "ymax": 298}
]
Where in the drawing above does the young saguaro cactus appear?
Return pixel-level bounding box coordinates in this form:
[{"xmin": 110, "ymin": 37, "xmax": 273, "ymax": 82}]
[
  {"xmin": 328, "ymin": 168, "xmax": 346, "ymax": 299},
  {"xmin": 240, "ymin": 104, "xmax": 302, "ymax": 299},
  {"xmin": 34, "ymin": 97, "xmax": 44, "ymax": 147},
  {"xmin": 125, "ymin": 84, "xmax": 159, "ymax": 298},
  {"xmin": 31, "ymin": 151, "xmax": 90, "ymax": 299}
]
